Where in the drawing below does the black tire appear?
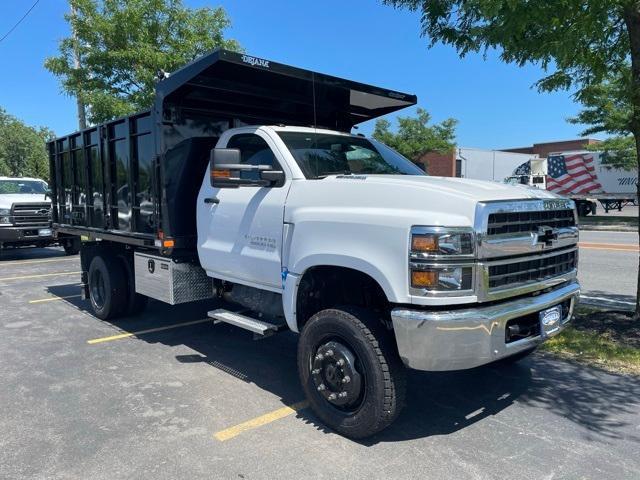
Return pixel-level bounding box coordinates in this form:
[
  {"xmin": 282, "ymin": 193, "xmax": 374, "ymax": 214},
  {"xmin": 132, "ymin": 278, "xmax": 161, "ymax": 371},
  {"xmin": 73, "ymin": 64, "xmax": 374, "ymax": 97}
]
[
  {"xmin": 496, "ymin": 347, "xmax": 537, "ymax": 365},
  {"xmin": 118, "ymin": 254, "xmax": 148, "ymax": 316},
  {"xmin": 63, "ymin": 238, "xmax": 81, "ymax": 256},
  {"xmin": 577, "ymin": 201, "xmax": 592, "ymax": 217},
  {"xmin": 88, "ymin": 254, "xmax": 128, "ymax": 320},
  {"xmin": 297, "ymin": 307, "xmax": 406, "ymax": 439}
]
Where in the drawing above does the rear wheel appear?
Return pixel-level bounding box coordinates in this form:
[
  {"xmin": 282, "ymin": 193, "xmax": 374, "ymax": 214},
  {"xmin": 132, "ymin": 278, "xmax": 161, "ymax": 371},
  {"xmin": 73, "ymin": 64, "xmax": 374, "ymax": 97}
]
[
  {"xmin": 88, "ymin": 254, "xmax": 127, "ymax": 320},
  {"xmin": 297, "ymin": 307, "xmax": 406, "ymax": 439}
]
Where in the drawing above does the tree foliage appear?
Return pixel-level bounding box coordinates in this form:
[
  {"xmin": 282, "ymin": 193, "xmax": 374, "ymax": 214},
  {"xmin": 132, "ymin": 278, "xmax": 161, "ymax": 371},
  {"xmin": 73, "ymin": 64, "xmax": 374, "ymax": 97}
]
[
  {"xmin": 587, "ymin": 136, "xmax": 637, "ymax": 169},
  {"xmin": 383, "ymin": 1, "xmax": 635, "ymax": 97},
  {"xmin": 45, "ymin": 0, "xmax": 242, "ymax": 125},
  {"xmin": 0, "ymin": 108, "xmax": 54, "ymax": 180},
  {"xmin": 372, "ymin": 108, "xmax": 457, "ymax": 162}
]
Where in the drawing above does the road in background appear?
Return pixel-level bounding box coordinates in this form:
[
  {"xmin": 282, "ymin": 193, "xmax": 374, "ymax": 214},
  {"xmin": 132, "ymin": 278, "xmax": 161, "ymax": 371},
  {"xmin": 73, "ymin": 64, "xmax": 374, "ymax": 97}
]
[{"xmin": 578, "ymin": 230, "xmax": 637, "ymax": 309}]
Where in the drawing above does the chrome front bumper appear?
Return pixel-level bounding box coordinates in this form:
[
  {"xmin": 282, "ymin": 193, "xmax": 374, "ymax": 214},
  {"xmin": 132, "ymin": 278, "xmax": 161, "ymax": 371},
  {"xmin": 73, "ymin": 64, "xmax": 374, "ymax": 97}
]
[{"xmin": 391, "ymin": 281, "xmax": 580, "ymax": 371}]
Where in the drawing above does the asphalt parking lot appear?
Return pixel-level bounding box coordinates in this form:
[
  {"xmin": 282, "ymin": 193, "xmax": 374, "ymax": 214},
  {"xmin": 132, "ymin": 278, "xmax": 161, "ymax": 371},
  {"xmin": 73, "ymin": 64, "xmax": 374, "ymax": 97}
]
[{"xmin": 1, "ymin": 247, "xmax": 640, "ymax": 480}]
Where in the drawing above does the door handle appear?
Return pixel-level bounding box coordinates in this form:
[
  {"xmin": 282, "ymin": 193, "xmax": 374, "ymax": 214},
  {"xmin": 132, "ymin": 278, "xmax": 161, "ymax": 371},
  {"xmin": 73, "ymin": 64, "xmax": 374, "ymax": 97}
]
[{"xmin": 204, "ymin": 197, "xmax": 220, "ymax": 204}]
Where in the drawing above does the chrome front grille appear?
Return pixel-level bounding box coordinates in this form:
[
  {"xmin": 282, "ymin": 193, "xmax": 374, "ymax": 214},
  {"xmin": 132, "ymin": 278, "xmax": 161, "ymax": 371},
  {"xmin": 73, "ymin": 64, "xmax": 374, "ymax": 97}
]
[
  {"xmin": 11, "ymin": 203, "xmax": 51, "ymax": 227},
  {"xmin": 488, "ymin": 249, "xmax": 577, "ymax": 289},
  {"xmin": 487, "ymin": 209, "xmax": 576, "ymax": 235},
  {"xmin": 475, "ymin": 199, "xmax": 579, "ymax": 301}
]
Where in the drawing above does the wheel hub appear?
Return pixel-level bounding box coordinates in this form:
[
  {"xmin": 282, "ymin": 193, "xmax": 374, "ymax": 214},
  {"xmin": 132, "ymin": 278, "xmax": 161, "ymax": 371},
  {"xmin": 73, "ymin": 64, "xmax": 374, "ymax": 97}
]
[{"xmin": 311, "ymin": 340, "xmax": 362, "ymax": 407}]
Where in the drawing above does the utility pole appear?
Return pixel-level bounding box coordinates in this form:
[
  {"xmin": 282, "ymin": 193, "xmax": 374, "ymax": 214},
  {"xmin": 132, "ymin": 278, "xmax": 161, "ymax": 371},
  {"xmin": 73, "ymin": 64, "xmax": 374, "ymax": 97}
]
[{"xmin": 70, "ymin": 1, "xmax": 87, "ymax": 130}]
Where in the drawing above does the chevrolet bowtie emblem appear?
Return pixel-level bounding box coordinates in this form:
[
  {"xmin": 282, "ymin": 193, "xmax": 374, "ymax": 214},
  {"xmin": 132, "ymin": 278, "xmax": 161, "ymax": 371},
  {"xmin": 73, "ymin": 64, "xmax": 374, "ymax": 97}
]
[{"xmin": 535, "ymin": 226, "xmax": 558, "ymax": 248}]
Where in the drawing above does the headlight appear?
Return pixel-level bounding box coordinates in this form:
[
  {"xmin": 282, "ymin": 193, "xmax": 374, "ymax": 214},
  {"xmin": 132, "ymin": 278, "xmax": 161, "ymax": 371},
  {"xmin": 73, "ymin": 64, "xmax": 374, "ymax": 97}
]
[
  {"xmin": 410, "ymin": 227, "xmax": 474, "ymax": 257},
  {"xmin": 411, "ymin": 266, "xmax": 474, "ymax": 291},
  {"xmin": 0, "ymin": 208, "xmax": 10, "ymax": 224},
  {"xmin": 410, "ymin": 226, "xmax": 476, "ymax": 295}
]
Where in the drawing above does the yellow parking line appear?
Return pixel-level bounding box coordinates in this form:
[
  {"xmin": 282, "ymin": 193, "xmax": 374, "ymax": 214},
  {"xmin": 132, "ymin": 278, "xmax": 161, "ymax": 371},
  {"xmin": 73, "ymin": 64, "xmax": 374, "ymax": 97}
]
[
  {"xmin": 87, "ymin": 318, "xmax": 212, "ymax": 345},
  {"xmin": 213, "ymin": 401, "xmax": 309, "ymax": 442},
  {"xmin": 1, "ymin": 257, "xmax": 76, "ymax": 266},
  {"xmin": 29, "ymin": 295, "xmax": 82, "ymax": 304},
  {"xmin": 0, "ymin": 271, "xmax": 81, "ymax": 282}
]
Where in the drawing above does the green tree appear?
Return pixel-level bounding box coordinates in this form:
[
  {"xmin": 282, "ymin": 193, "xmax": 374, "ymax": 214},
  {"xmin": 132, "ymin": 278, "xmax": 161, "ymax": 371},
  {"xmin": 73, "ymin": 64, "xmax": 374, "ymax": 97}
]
[
  {"xmin": 587, "ymin": 136, "xmax": 637, "ymax": 169},
  {"xmin": 372, "ymin": 108, "xmax": 457, "ymax": 166},
  {"xmin": 45, "ymin": 0, "xmax": 242, "ymax": 126},
  {"xmin": 571, "ymin": 68, "xmax": 638, "ymax": 169},
  {"xmin": 0, "ymin": 108, "xmax": 54, "ymax": 180},
  {"xmin": 385, "ymin": 0, "xmax": 640, "ymax": 318}
]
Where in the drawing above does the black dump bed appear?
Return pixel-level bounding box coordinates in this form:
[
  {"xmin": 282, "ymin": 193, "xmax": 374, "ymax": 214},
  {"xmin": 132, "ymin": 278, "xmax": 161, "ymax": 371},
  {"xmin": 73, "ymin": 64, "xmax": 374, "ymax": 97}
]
[{"xmin": 48, "ymin": 49, "xmax": 416, "ymax": 253}]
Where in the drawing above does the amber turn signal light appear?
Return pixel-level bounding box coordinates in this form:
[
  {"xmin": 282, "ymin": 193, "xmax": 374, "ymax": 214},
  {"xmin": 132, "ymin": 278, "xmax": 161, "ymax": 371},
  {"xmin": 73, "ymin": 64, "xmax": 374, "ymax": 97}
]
[
  {"xmin": 411, "ymin": 270, "xmax": 438, "ymax": 288},
  {"xmin": 211, "ymin": 169, "xmax": 231, "ymax": 178},
  {"xmin": 411, "ymin": 234, "xmax": 438, "ymax": 252}
]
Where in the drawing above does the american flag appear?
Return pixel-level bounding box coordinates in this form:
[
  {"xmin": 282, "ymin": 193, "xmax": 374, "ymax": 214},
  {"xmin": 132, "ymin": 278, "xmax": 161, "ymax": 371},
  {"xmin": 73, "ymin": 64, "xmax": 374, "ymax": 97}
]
[{"xmin": 547, "ymin": 154, "xmax": 602, "ymax": 195}]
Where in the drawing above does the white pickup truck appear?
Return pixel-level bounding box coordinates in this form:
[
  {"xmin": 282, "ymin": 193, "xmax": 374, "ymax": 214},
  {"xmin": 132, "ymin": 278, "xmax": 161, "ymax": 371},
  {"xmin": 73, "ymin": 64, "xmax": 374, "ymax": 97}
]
[
  {"xmin": 0, "ymin": 176, "xmax": 79, "ymax": 254},
  {"xmin": 49, "ymin": 50, "xmax": 580, "ymax": 438}
]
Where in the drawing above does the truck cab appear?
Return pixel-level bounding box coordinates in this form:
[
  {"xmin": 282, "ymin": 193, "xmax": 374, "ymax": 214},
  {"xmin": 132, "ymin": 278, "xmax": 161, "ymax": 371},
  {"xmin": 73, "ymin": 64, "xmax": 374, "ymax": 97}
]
[{"xmin": 48, "ymin": 50, "xmax": 580, "ymax": 439}]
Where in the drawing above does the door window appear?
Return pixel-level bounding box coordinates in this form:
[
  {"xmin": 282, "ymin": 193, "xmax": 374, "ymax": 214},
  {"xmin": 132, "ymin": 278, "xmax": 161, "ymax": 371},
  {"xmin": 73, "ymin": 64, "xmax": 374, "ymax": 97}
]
[{"xmin": 226, "ymin": 133, "xmax": 279, "ymax": 182}]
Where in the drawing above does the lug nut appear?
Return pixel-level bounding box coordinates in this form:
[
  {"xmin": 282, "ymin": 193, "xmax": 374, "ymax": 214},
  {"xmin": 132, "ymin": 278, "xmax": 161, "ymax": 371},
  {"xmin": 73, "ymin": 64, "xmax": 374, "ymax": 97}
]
[
  {"xmin": 311, "ymin": 368, "xmax": 320, "ymax": 375},
  {"xmin": 328, "ymin": 393, "xmax": 337, "ymax": 400},
  {"xmin": 317, "ymin": 383, "xmax": 326, "ymax": 391},
  {"xmin": 315, "ymin": 353, "xmax": 324, "ymax": 361},
  {"xmin": 339, "ymin": 392, "xmax": 348, "ymax": 398},
  {"xmin": 336, "ymin": 359, "xmax": 345, "ymax": 366},
  {"xmin": 342, "ymin": 376, "xmax": 351, "ymax": 384},
  {"xmin": 325, "ymin": 349, "xmax": 334, "ymax": 357}
]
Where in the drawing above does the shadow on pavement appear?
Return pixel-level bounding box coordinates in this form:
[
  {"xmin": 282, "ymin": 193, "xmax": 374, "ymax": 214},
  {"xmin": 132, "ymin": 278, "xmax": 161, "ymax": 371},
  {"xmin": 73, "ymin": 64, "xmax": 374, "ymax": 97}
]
[
  {"xmin": 47, "ymin": 284, "xmax": 640, "ymax": 445},
  {"xmin": 0, "ymin": 246, "xmax": 70, "ymax": 262}
]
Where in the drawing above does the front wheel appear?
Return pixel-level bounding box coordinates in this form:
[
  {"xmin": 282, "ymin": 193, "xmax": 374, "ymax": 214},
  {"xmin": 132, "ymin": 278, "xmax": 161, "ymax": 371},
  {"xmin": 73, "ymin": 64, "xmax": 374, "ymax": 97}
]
[{"xmin": 297, "ymin": 307, "xmax": 406, "ymax": 439}]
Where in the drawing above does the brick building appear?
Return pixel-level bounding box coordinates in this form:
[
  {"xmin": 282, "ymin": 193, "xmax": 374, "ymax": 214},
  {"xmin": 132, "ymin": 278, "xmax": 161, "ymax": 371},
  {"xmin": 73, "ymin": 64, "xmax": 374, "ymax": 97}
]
[{"xmin": 417, "ymin": 138, "xmax": 601, "ymax": 177}]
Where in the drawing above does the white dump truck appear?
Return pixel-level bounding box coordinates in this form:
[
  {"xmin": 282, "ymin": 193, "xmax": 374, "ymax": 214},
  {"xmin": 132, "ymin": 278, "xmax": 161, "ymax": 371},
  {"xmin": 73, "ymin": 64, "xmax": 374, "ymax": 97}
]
[{"xmin": 49, "ymin": 50, "xmax": 580, "ymax": 438}]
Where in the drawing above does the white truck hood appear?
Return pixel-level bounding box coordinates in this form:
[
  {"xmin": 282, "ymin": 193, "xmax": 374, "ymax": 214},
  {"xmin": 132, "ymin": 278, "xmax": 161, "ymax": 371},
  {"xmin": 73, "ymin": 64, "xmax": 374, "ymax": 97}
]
[
  {"xmin": 285, "ymin": 174, "xmax": 560, "ymax": 229},
  {"xmin": 0, "ymin": 193, "xmax": 50, "ymax": 210}
]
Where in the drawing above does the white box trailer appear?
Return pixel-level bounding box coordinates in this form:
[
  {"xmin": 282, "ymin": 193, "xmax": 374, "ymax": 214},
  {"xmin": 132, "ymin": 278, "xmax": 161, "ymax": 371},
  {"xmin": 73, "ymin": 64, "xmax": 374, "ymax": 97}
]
[
  {"xmin": 506, "ymin": 150, "xmax": 638, "ymax": 215},
  {"xmin": 456, "ymin": 147, "xmax": 539, "ymax": 183}
]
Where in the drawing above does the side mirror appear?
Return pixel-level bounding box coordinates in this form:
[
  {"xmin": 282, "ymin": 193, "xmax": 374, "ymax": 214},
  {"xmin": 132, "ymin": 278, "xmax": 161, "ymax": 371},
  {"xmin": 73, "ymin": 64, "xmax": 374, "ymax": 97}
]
[
  {"xmin": 210, "ymin": 148, "xmax": 284, "ymax": 188},
  {"xmin": 44, "ymin": 188, "xmax": 53, "ymax": 199},
  {"xmin": 260, "ymin": 170, "xmax": 285, "ymax": 185}
]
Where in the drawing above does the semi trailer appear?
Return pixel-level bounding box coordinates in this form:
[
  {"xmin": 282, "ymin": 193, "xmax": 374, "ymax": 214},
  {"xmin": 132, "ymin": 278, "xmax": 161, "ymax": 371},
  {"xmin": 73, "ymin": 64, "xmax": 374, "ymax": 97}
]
[
  {"xmin": 506, "ymin": 152, "xmax": 638, "ymax": 216},
  {"xmin": 49, "ymin": 49, "xmax": 580, "ymax": 438}
]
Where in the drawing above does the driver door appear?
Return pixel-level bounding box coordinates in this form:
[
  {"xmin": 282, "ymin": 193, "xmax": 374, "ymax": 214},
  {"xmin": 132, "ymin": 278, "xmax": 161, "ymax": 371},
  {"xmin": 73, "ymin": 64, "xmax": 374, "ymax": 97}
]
[{"xmin": 197, "ymin": 129, "xmax": 290, "ymax": 291}]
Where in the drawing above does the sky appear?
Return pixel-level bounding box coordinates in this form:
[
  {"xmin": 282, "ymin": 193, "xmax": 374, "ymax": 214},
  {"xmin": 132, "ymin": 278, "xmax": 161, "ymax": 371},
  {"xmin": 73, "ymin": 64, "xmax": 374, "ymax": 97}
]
[{"xmin": 0, "ymin": 0, "xmax": 593, "ymax": 150}]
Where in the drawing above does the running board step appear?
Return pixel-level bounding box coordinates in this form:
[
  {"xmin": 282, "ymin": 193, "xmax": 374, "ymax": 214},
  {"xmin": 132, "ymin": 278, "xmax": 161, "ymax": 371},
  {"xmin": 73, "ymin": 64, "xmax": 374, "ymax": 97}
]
[{"xmin": 208, "ymin": 309, "xmax": 282, "ymax": 337}]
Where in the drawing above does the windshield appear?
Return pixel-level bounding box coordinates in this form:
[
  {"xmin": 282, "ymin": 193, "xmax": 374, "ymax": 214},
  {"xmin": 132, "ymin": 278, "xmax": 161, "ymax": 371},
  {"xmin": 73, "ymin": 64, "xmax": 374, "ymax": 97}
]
[
  {"xmin": 0, "ymin": 180, "xmax": 48, "ymax": 194},
  {"xmin": 277, "ymin": 132, "xmax": 426, "ymax": 179}
]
